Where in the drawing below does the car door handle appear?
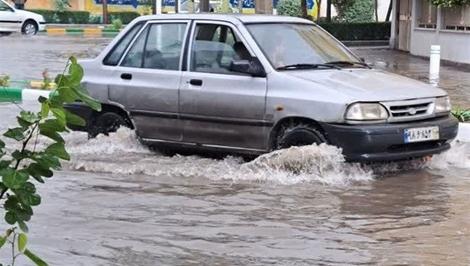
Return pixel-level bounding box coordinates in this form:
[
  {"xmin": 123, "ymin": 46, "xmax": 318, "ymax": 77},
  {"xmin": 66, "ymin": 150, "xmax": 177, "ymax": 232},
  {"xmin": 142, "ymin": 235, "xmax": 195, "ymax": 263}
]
[
  {"xmin": 189, "ymin": 79, "xmax": 203, "ymax": 86},
  {"xmin": 121, "ymin": 73, "xmax": 132, "ymax": 80}
]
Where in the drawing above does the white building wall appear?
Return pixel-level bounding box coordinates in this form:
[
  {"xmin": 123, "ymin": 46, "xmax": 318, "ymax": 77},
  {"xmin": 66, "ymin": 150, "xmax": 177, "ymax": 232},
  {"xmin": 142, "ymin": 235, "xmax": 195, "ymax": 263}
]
[{"xmin": 398, "ymin": 0, "xmax": 470, "ymax": 65}]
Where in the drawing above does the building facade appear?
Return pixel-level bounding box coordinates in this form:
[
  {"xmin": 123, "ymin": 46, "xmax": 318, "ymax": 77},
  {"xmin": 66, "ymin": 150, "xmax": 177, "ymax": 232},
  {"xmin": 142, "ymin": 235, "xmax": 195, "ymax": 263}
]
[{"xmin": 391, "ymin": 0, "xmax": 470, "ymax": 65}]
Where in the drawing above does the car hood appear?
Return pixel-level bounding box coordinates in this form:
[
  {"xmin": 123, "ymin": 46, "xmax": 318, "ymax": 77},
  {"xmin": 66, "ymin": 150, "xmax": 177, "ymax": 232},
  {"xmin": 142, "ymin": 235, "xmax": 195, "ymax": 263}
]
[
  {"xmin": 14, "ymin": 9, "xmax": 44, "ymax": 22},
  {"xmin": 285, "ymin": 69, "xmax": 447, "ymax": 102}
]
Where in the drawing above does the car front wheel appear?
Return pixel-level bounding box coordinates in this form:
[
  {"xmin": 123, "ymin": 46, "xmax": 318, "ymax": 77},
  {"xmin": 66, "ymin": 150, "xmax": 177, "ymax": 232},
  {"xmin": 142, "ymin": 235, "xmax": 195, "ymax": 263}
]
[
  {"xmin": 275, "ymin": 123, "xmax": 327, "ymax": 150},
  {"xmin": 22, "ymin": 21, "xmax": 38, "ymax": 36}
]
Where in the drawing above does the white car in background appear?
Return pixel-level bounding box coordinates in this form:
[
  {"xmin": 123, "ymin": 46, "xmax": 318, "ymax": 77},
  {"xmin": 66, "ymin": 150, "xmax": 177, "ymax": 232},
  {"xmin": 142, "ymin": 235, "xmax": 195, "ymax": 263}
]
[{"xmin": 0, "ymin": 0, "xmax": 45, "ymax": 35}]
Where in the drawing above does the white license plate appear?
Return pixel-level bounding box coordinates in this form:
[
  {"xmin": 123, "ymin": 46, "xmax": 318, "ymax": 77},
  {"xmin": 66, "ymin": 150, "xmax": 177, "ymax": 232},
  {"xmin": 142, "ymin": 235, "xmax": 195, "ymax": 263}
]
[{"xmin": 404, "ymin": 126, "xmax": 440, "ymax": 143}]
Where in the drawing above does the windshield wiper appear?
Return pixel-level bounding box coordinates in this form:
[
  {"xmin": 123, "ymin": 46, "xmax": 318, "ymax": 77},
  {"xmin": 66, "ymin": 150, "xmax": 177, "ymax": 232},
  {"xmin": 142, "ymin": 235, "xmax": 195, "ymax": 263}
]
[
  {"xmin": 276, "ymin": 63, "xmax": 341, "ymax": 71},
  {"xmin": 324, "ymin": 60, "xmax": 371, "ymax": 69}
]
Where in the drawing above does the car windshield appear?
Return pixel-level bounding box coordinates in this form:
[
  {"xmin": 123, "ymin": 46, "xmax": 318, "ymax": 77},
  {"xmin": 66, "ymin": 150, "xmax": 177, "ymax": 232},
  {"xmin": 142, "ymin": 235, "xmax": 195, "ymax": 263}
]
[{"xmin": 246, "ymin": 23, "xmax": 361, "ymax": 70}]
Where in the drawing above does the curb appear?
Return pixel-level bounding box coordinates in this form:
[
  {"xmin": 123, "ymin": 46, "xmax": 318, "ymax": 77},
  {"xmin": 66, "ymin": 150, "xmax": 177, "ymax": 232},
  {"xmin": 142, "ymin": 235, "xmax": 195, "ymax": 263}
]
[
  {"xmin": 0, "ymin": 87, "xmax": 53, "ymax": 103},
  {"xmin": 45, "ymin": 27, "xmax": 120, "ymax": 37}
]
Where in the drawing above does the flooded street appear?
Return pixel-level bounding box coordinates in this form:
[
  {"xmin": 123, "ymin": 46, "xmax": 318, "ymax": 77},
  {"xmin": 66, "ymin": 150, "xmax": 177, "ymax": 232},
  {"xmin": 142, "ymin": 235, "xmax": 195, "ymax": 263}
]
[{"xmin": 0, "ymin": 34, "xmax": 470, "ymax": 265}]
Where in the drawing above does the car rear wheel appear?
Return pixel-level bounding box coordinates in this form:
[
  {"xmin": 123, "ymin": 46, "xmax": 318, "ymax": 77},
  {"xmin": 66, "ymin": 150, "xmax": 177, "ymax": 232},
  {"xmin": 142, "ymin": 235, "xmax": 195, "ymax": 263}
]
[
  {"xmin": 275, "ymin": 123, "xmax": 327, "ymax": 150},
  {"xmin": 22, "ymin": 21, "xmax": 38, "ymax": 36},
  {"xmin": 89, "ymin": 112, "xmax": 129, "ymax": 138}
]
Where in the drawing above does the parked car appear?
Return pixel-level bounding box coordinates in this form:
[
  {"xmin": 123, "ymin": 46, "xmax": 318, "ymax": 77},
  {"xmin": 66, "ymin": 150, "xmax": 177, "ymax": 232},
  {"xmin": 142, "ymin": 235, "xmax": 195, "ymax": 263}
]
[
  {"xmin": 0, "ymin": 0, "xmax": 45, "ymax": 35},
  {"xmin": 66, "ymin": 14, "xmax": 459, "ymax": 162}
]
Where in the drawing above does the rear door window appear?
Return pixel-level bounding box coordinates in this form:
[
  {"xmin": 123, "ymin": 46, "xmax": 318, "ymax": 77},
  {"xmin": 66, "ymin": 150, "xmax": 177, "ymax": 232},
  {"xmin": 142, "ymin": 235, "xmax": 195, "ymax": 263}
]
[{"xmin": 119, "ymin": 22, "xmax": 188, "ymax": 70}]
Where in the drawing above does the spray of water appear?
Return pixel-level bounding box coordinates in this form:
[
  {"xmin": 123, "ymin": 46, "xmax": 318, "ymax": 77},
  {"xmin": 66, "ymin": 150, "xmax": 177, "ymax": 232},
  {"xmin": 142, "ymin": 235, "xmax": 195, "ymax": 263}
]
[{"xmin": 28, "ymin": 128, "xmax": 470, "ymax": 186}]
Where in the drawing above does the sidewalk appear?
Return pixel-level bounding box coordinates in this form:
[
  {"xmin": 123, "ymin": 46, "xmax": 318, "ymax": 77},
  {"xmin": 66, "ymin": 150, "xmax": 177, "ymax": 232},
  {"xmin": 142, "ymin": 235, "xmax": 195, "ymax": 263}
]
[
  {"xmin": 43, "ymin": 24, "xmax": 121, "ymax": 37},
  {"xmin": 353, "ymin": 48, "xmax": 470, "ymax": 109}
]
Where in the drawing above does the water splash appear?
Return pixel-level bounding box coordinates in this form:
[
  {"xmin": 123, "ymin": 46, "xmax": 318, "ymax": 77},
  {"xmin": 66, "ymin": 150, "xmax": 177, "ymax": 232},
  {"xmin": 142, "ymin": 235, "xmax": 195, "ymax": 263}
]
[
  {"xmin": 62, "ymin": 128, "xmax": 373, "ymax": 186},
  {"xmin": 426, "ymin": 141, "xmax": 470, "ymax": 170}
]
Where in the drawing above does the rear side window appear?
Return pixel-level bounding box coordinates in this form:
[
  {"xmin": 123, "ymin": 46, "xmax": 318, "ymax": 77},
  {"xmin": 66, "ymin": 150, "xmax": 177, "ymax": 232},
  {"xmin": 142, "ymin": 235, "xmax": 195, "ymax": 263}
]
[
  {"xmin": 120, "ymin": 23, "xmax": 188, "ymax": 70},
  {"xmin": 103, "ymin": 22, "xmax": 144, "ymax": 66}
]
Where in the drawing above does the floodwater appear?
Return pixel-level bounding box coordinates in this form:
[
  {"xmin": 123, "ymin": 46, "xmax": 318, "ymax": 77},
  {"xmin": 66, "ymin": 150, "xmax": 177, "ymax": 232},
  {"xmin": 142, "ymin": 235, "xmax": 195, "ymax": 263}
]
[{"xmin": 0, "ymin": 35, "xmax": 470, "ymax": 265}]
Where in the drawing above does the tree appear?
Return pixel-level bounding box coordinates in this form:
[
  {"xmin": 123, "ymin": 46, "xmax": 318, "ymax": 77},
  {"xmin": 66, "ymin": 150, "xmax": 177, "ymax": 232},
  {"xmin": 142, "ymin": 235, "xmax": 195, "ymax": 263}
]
[{"xmin": 332, "ymin": 0, "xmax": 374, "ymax": 23}]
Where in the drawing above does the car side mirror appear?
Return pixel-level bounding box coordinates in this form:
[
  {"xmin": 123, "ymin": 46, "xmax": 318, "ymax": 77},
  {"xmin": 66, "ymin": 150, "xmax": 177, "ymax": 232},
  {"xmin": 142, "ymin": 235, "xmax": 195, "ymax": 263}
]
[{"xmin": 230, "ymin": 58, "xmax": 266, "ymax": 78}]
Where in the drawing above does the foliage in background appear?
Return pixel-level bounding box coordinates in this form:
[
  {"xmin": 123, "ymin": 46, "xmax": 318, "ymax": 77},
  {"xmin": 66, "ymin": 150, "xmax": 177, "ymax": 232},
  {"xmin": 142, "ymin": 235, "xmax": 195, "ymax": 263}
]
[
  {"xmin": 53, "ymin": 0, "xmax": 70, "ymax": 12},
  {"xmin": 27, "ymin": 9, "xmax": 90, "ymax": 24},
  {"xmin": 108, "ymin": 11, "xmax": 140, "ymax": 24},
  {"xmin": 452, "ymin": 107, "xmax": 470, "ymax": 122},
  {"xmin": 0, "ymin": 75, "xmax": 9, "ymax": 87},
  {"xmin": 430, "ymin": 0, "xmax": 470, "ymax": 7},
  {"xmin": 332, "ymin": 0, "xmax": 374, "ymax": 22},
  {"xmin": 111, "ymin": 19, "xmax": 123, "ymax": 31},
  {"xmin": 277, "ymin": 0, "xmax": 303, "ymax": 17},
  {"xmin": 0, "ymin": 57, "xmax": 101, "ymax": 265},
  {"xmin": 318, "ymin": 22, "xmax": 391, "ymax": 40},
  {"xmin": 216, "ymin": 0, "xmax": 235, "ymax": 13}
]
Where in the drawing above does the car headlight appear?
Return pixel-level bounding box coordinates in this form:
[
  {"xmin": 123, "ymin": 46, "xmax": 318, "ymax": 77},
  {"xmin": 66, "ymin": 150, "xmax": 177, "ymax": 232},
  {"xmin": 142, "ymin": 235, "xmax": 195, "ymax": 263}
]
[
  {"xmin": 434, "ymin": 96, "xmax": 451, "ymax": 114},
  {"xmin": 345, "ymin": 103, "xmax": 389, "ymax": 121}
]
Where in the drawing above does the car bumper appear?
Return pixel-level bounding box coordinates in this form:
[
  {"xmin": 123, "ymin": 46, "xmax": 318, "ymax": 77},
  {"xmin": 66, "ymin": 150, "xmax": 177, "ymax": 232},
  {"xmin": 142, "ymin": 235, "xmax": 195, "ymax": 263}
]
[
  {"xmin": 320, "ymin": 116, "xmax": 459, "ymax": 162},
  {"xmin": 38, "ymin": 23, "xmax": 46, "ymax": 32}
]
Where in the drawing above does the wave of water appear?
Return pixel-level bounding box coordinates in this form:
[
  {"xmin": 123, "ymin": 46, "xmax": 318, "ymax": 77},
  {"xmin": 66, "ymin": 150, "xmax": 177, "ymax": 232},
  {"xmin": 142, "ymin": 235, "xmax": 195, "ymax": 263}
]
[
  {"xmin": 61, "ymin": 128, "xmax": 373, "ymax": 186},
  {"xmin": 29, "ymin": 127, "xmax": 470, "ymax": 186}
]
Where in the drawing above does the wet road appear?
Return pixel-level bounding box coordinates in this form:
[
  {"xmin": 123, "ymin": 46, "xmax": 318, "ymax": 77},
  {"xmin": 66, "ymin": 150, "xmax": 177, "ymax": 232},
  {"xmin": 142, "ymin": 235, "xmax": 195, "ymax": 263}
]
[{"xmin": 0, "ymin": 34, "xmax": 470, "ymax": 265}]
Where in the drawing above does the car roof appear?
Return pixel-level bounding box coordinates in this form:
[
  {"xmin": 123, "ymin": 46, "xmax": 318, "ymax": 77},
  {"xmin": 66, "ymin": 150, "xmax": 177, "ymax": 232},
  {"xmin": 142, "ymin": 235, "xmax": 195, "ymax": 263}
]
[{"xmin": 135, "ymin": 14, "xmax": 314, "ymax": 25}]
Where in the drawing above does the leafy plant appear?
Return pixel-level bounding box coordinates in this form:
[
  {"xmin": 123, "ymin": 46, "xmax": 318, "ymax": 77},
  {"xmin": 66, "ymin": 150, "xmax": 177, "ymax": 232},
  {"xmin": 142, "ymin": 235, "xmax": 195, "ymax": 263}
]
[
  {"xmin": 332, "ymin": 0, "xmax": 374, "ymax": 23},
  {"xmin": 430, "ymin": 0, "xmax": 470, "ymax": 7},
  {"xmin": 111, "ymin": 19, "xmax": 123, "ymax": 31},
  {"xmin": 0, "ymin": 75, "xmax": 10, "ymax": 87},
  {"xmin": 0, "ymin": 57, "xmax": 101, "ymax": 265},
  {"xmin": 216, "ymin": 0, "xmax": 235, "ymax": 13},
  {"xmin": 452, "ymin": 107, "xmax": 470, "ymax": 122},
  {"xmin": 277, "ymin": 0, "xmax": 303, "ymax": 17},
  {"xmin": 53, "ymin": 0, "xmax": 71, "ymax": 12}
]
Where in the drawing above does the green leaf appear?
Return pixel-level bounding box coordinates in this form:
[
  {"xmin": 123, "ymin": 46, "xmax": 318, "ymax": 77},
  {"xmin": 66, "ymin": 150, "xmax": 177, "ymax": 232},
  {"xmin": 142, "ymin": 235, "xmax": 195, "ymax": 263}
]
[
  {"xmin": 68, "ymin": 59, "xmax": 84, "ymax": 85},
  {"xmin": 24, "ymin": 249, "xmax": 48, "ymax": 266},
  {"xmin": 29, "ymin": 194, "xmax": 41, "ymax": 206},
  {"xmin": 27, "ymin": 163, "xmax": 53, "ymax": 179},
  {"xmin": 20, "ymin": 111, "xmax": 39, "ymax": 124},
  {"xmin": 18, "ymin": 233, "xmax": 27, "ymax": 252},
  {"xmin": 45, "ymin": 143, "xmax": 70, "ymax": 160},
  {"xmin": 3, "ymin": 170, "xmax": 29, "ymax": 189},
  {"xmin": 0, "ymin": 236, "xmax": 6, "ymax": 249},
  {"xmin": 4, "ymin": 212, "xmax": 16, "ymax": 225},
  {"xmin": 33, "ymin": 154, "xmax": 61, "ymax": 170},
  {"xmin": 39, "ymin": 120, "xmax": 65, "ymax": 143},
  {"xmin": 17, "ymin": 220, "xmax": 28, "ymax": 233},
  {"xmin": 51, "ymin": 108, "xmax": 66, "ymax": 127},
  {"xmin": 0, "ymin": 139, "xmax": 4, "ymax": 149},
  {"xmin": 64, "ymin": 109, "xmax": 86, "ymax": 126},
  {"xmin": 70, "ymin": 86, "xmax": 101, "ymax": 111},
  {"xmin": 40, "ymin": 102, "xmax": 50, "ymax": 119},
  {"xmin": 4, "ymin": 127, "xmax": 25, "ymax": 141}
]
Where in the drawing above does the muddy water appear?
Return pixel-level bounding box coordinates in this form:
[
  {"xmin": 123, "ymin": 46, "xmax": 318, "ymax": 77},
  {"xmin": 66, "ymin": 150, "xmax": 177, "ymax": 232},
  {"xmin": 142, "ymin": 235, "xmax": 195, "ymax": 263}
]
[
  {"xmin": 1, "ymin": 35, "xmax": 470, "ymax": 265},
  {"xmin": 0, "ymin": 102, "xmax": 469, "ymax": 265}
]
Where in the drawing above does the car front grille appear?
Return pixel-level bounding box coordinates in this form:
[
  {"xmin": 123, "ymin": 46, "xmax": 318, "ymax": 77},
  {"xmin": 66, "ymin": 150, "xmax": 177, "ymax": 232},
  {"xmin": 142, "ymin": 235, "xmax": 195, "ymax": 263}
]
[{"xmin": 382, "ymin": 98, "xmax": 434, "ymax": 122}]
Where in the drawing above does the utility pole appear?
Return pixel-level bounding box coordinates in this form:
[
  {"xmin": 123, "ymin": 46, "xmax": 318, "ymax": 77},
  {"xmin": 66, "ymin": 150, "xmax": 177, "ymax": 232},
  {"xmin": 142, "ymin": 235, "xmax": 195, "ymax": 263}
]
[
  {"xmin": 103, "ymin": 0, "xmax": 109, "ymax": 24},
  {"xmin": 200, "ymin": 0, "xmax": 210, "ymax": 12},
  {"xmin": 326, "ymin": 0, "xmax": 331, "ymax": 22},
  {"xmin": 300, "ymin": 0, "xmax": 307, "ymax": 18},
  {"xmin": 238, "ymin": 0, "xmax": 243, "ymax": 13},
  {"xmin": 175, "ymin": 0, "xmax": 179, "ymax": 13}
]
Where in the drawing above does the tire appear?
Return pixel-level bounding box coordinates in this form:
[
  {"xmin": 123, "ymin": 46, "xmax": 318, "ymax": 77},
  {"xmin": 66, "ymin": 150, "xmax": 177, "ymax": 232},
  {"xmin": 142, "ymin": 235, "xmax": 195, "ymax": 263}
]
[
  {"xmin": 88, "ymin": 112, "xmax": 129, "ymax": 138},
  {"xmin": 275, "ymin": 123, "xmax": 327, "ymax": 150},
  {"xmin": 22, "ymin": 21, "xmax": 38, "ymax": 36}
]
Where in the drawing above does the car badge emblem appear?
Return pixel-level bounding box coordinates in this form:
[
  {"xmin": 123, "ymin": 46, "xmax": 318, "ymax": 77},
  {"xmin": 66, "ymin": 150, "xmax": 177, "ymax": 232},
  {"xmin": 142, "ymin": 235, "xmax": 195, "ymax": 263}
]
[{"xmin": 408, "ymin": 108, "xmax": 417, "ymax": 115}]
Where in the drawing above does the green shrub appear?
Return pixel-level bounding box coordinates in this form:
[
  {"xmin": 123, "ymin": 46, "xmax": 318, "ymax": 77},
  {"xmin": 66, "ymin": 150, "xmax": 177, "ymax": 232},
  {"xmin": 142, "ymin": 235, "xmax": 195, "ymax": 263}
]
[
  {"xmin": 452, "ymin": 107, "xmax": 470, "ymax": 122},
  {"xmin": 108, "ymin": 11, "xmax": 140, "ymax": 24},
  {"xmin": 27, "ymin": 9, "xmax": 90, "ymax": 24},
  {"xmin": 276, "ymin": 0, "xmax": 302, "ymax": 17},
  {"xmin": 431, "ymin": 0, "xmax": 470, "ymax": 7},
  {"xmin": 112, "ymin": 19, "xmax": 123, "ymax": 30},
  {"xmin": 318, "ymin": 22, "xmax": 391, "ymax": 40},
  {"xmin": 332, "ymin": 0, "xmax": 374, "ymax": 23}
]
